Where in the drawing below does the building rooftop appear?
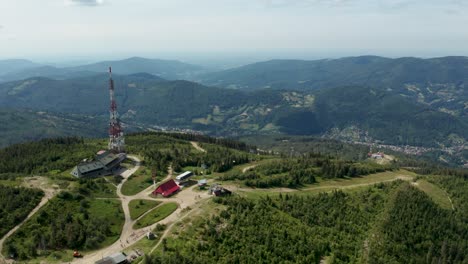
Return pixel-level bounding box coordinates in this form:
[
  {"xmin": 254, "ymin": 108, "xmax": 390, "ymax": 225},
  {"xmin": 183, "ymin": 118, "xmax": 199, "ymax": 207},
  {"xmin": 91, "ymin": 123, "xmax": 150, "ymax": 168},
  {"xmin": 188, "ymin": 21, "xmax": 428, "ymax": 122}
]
[
  {"xmin": 76, "ymin": 161, "xmax": 104, "ymax": 173},
  {"xmin": 95, "ymin": 252, "xmax": 127, "ymax": 264}
]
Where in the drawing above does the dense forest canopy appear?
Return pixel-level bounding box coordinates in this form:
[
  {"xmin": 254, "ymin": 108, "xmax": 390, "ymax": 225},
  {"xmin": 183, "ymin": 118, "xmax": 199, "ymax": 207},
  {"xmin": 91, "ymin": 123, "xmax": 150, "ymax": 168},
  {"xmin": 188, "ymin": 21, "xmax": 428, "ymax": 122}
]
[
  {"xmin": 0, "ymin": 186, "xmax": 44, "ymax": 238},
  {"xmin": 145, "ymin": 179, "xmax": 468, "ymax": 264}
]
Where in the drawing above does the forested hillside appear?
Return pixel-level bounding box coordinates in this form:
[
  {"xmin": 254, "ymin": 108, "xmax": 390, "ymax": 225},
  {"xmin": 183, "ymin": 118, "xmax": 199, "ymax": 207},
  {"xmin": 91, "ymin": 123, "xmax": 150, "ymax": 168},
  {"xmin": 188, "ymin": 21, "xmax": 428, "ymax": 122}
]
[
  {"xmin": 0, "ymin": 186, "xmax": 44, "ymax": 238},
  {"xmin": 4, "ymin": 193, "xmax": 124, "ymax": 260},
  {"xmin": 367, "ymin": 182, "xmax": 468, "ymax": 263},
  {"xmin": 0, "ymin": 57, "xmax": 203, "ymax": 83},
  {"xmin": 0, "ymin": 109, "xmax": 107, "ymax": 148},
  {"xmin": 0, "ymin": 131, "xmax": 466, "ymax": 263},
  {"xmin": 145, "ymin": 178, "xmax": 468, "ymax": 264},
  {"xmin": 0, "ymin": 73, "xmax": 466, "ymax": 152},
  {"xmin": 0, "ymin": 137, "xmax": 103, "ymax": 175},
  {"xmin": 200, "ymin": 56, "xmax": 468, "ymax": 91},
  {"xmin": 220, "ymin": 154, "xmax": 393, "ymax": 188}
]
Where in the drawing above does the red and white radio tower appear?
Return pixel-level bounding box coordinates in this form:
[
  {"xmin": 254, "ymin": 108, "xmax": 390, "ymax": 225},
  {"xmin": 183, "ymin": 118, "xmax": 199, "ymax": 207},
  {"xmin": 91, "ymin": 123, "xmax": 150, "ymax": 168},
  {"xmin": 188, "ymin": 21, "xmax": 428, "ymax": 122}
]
[{"xmin": 108, "ymin": 67, "xmax": 125, "ymax": 153}]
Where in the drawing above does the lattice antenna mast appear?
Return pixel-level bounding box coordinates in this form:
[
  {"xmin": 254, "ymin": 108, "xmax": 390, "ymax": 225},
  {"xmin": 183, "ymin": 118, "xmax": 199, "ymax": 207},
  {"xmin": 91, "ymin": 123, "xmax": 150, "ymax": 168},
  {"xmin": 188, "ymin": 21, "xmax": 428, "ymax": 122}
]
[{"xmin": 108, "ymin": 67, "xmax": 125, "ymax": 153}]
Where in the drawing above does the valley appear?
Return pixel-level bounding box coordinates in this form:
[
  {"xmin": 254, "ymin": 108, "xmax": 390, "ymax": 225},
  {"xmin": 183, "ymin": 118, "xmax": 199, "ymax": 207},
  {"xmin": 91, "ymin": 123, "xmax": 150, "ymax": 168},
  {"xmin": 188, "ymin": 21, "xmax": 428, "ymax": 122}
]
[{"xmin": 0, "ymin": 55, "xmax": 466, "ymax": 167}]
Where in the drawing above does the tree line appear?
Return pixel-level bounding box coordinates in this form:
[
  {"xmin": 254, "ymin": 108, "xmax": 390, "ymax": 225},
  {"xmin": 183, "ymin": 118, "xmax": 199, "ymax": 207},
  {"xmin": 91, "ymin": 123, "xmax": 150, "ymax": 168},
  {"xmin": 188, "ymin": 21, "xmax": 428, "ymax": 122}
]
[{"xmin": 220, "ymin": 154, "xmax": 393, "ymax": 188}]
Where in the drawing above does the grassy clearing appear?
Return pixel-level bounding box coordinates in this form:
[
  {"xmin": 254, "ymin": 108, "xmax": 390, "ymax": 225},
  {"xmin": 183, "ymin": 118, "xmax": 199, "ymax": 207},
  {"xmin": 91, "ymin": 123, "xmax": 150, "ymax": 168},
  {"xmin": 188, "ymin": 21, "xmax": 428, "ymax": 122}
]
[
  {"xmin": 129, "ymin": 199, "xmax": 162, "ymax": 220},
  {"xmin": 413, "ymin": 179, "xmax": 453, "ymax": 210},
  {"xmin": 239, "ymin": 170, "xmax": 416, "ymax": 199},
  {"xmin": 125, "ymin": 223, "xmax": 168, "ymax": 262},
  {"xmin": 90, "ymin": 181, "xmax": 118, "ymax": 198},
  {"xmin": 0, "ymin": 179, "xmax": 23, "ymax": 187},
  {"xmin": 151, "ymin": 200, "xmax": 225, "ymax": 254},
  {"xmin": 88, "ymin": 199, "xmax": 125, "ymax": 247},
  {"xmin": 121, "ymin": 166, "xmax": 154, "ymax": 196},
  {"xmin": 133, "ymin": 202, "xmax": 178, "ymax": 229}
]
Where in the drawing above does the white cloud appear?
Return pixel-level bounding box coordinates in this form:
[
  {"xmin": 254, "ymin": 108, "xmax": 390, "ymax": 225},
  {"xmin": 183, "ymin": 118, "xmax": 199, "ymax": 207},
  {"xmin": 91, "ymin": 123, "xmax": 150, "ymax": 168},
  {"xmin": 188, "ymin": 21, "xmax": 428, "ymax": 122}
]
[{"xmin": 64, "ymin": 0, "xmax": 104, "ymax": 6}]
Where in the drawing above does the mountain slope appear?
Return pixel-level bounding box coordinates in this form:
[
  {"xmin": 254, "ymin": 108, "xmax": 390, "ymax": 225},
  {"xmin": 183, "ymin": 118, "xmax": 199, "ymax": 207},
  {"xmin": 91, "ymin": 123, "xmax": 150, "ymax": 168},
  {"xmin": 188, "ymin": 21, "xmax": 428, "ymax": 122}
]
[
  {"xmin": 201, "ymin": 56, "xmax": 468, "ymax": 123},
  {"xmin": 0, "ymin": 109, "xmax": 107, "ymax": 148},
  {"xmin": 0, "ymin": 59, "xmax": 43, "ymax": 82},
  {"xmin": 0, "ymin": 74, "xmax": 466, "ymax": 151},
  {"xmin": 69, "ymin": 57, "xmax": 203, "ymax": 79},
  {"xmin": 200, "ymin": 56, "xmax": 468, "ymax": 91},
  {"xmin": 0, "ymin": 57, "xmax": 204, "ymax": 83}
]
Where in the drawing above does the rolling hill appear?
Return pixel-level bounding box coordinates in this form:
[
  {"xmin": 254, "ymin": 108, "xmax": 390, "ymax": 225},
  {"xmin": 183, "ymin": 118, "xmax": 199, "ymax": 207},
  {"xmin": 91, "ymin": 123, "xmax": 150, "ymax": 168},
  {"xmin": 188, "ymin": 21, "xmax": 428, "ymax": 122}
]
[
  {"xmin": 0, "ymin": 59, "xmax": 43, "ymax": 82},
  {"xmin": 0, "ymin": 57, "xmax": 204, "ymax": 83},
  {"xmin": 0, "ymin": 109, "xmax": 107, "ymax": 148},
  {"xmin": 200, "ymin": 56, "xmax": 468, "ymax": 91},
  {"xmin": 200, "ymin": 56, "xmax": 468, "ymax": 124},
  {"xmin": 0, "ymin": 73, "xmax": 466, "ymax": 151}
]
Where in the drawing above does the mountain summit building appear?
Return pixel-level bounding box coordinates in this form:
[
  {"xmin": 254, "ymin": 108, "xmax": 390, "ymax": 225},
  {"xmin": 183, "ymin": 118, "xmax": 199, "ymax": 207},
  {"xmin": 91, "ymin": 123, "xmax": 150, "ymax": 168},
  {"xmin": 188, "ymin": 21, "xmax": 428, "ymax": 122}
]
[
  {"xmin": 71, "ymin": 67, "xmax": 126, "ymax": 178},
  {"xmin": 71, "ymin": 150, "xmax": 126, "ymax": 178}
]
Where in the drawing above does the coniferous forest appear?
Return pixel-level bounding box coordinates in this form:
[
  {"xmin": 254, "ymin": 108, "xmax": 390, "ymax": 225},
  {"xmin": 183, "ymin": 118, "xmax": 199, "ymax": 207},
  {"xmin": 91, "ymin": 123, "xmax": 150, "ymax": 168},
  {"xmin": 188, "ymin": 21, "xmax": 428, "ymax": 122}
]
[
  {"xmin": 0, "ymin": 133, "xmax": 466, "ymax": 263},
  {"xmin": 145, "ymin": 178, "xmax": 468, "ymax": 264},
  {"xmin": 0, "ymin": 186, "xmax": 44, "ymax": 238}
]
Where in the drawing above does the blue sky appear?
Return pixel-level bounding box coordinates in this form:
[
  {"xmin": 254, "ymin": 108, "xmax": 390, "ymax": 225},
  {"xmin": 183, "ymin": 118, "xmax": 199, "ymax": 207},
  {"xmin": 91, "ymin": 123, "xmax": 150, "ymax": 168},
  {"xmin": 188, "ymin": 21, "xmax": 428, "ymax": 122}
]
[{"xmin": 0, "ymin": 0, "xmax": 467, "ymax": 62}]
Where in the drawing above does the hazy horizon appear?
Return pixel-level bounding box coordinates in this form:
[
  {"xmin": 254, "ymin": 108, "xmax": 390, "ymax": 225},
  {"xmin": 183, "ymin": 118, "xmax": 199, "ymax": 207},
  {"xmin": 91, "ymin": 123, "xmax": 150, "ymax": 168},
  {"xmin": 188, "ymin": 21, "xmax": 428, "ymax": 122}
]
[
  {"xmin": 2, "ymin": 51, "xmax": 468, "ymax": 70},
  {"xmin": 1, "ymin": 0, "xmax": 468, "ymax": 65}
]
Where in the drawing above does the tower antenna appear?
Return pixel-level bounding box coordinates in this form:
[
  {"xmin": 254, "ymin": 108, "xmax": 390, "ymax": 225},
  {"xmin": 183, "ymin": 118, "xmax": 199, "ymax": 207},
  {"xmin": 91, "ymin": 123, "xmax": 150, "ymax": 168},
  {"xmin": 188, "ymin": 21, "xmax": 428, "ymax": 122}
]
[{"xmin": 108, "ymin": 67, "xmax": 125, "ymax": 153}]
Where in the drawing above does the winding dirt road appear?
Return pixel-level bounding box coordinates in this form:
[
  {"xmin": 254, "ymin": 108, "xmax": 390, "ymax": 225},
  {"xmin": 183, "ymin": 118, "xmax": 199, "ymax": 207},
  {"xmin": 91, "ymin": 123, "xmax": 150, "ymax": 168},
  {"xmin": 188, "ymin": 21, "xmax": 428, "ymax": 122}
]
[
  {"xmin": 190, "ymin": 141, "xmax": 206, "ymax": 152},
  {"xmin": 0, "ymin": 177, "xmax": 59, "ymax": 264},
  {"xmin": 71, "ymin": 155, "xmax": 211, "ymax": 264}
]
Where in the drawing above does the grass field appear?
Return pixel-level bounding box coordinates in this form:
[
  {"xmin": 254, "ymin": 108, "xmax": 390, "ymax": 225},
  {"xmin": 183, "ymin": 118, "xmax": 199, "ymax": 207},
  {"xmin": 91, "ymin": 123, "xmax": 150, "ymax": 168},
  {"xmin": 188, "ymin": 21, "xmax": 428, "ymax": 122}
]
[
  {"xmin": 133, "ymin": 202, "xmax": 178, "ymax": 229},
  {"xmin": 129, "ymin": 199, "xmax": 162, "ymax": 220},
  {"xmin": 90, "ymin": 181, "xmax": 118, "ymax": 198},
  {"xmin": 88, "ymin": 199, "xmax": 125, "ymax": 247},
  {"xmin": 125, "ymin": 223, "xmax": 168, "ymax": 262},
  {"xmin": 237, "ymin": 170, "xmax": 416, "ymax": 199},
  {"xmin": 0, "ymin": 178, "xmax": 23, "ymax": 187},
  {"xmin": 121, "ymin": 166, "xmax": 154, "ymax": 196},
  {"xmin": 153, "ymin": 200, "xmax": 225, "ymax": 254},
  {"xmin": 413, "ymin": 179, "xmax": 454, "ymax": 210}
]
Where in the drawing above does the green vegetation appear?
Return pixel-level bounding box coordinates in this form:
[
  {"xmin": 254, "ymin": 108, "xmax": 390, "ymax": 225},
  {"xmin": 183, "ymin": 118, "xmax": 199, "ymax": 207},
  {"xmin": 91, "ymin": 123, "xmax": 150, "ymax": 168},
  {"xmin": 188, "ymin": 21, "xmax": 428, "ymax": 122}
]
[
  {"xmin": 220, "ymin": 154, "xmax": 393, "ymax": 188},
  {"xmin": 238, "ymin": 170, "xmax": 414, "ymax": 199},
  {"xmin": 87, "ymin": 199, "xmax": 125, "ymax": 246},
  {"xmin": 0, "ymin": 137, "xmax": 105, "ymax": 175},
  {"xmin": 134, "ymin": 202, "xmax": 178, "ymax": 229},
  {"xmin": 413, "ymin": 179, "xmax": 453, "ymax": 210},
  {"xmin": 201, "ymin": 56, "xmax": 468, "ymax": 94},
  {"xmin": 76, "ymin": 177, "xmax": 117, "ymax": 198},
  {"xmin": 0, "ymin": 109, "xmax": 106, "ymax": 148},
  {"xmin": 426, "ymin": 175, "xmax": 468, "ymax": 222},
  {"xmin": 0, "ymin": 185, "xmax": 44, "ymax": 238},
  {"xmin": 121, "ymin": 167, "xmax": 154, "ymax": 196},
  {"xmin": 127, "ymin": 132, "xmax": 253, "ymax": 177},
  {"xmin": 367, "ymin": 183, "xmax": 468, "ymax": 263},
  {"xmin": 240, "ymin": 135, "xmax": 372, "ymax": 161},
  {"xmin": 129, "ymin": 199, "xmax": 162, "ymax": 220},
  {"xmin": 3, "ymin": 193, "xmax": 124, "ymax": 260},
  {"xmin": 145, "ymin": 177, "xmax": 468, "ymax": 264},
  {"xmin": 127, "ymin": 223, "xmax": 168, "ymax": 263},
  {"xmin": 2, "ymin": 61, "xmax": 466, "ymax": 152},
  {"xmin": 145, "ymin": 182, "xmax": 400, "ymax": 263}
]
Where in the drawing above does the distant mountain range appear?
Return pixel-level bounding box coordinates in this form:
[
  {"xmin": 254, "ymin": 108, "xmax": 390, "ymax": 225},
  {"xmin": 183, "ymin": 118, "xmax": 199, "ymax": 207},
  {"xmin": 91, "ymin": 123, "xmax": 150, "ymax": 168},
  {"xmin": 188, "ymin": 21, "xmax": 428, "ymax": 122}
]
[
  {"xmin": 0, "ymin": 55, "xmax": 466, "ymax": 165},
  {"xmin": 0, "ymin": 57, "xmax": 204, "ymax": 82},
  {"xmin": 0, "ymin": 109, "xmax": 107, "ymax": 148},
  {"xmin": 200, "ymin": 55, "xmax": 468, "ymax": 128},
  {"xmin": 0, "ymin": 59, "xmax": 42, "ymax": 77},
  {"xmin": 0, "ymin": 72, "xmax": 466, "ymax": 147},
  {"xmin": 199, "ymin": 55, "xmax": 468, "ymax": 90}
]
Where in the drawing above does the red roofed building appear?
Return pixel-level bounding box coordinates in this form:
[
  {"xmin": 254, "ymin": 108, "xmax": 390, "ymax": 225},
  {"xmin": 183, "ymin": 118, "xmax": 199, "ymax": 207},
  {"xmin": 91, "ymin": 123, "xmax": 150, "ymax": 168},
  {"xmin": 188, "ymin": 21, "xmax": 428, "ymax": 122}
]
[{"xmin": 152, "ymin": 179, "xmax": 180, "ymax": 197}]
